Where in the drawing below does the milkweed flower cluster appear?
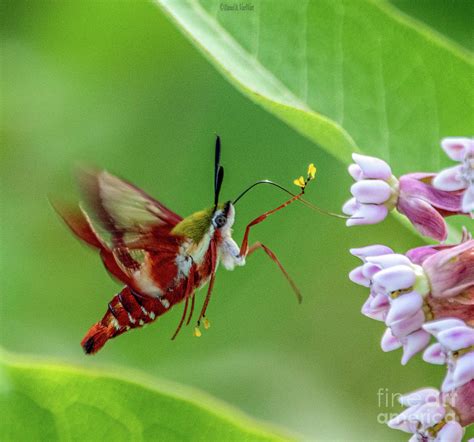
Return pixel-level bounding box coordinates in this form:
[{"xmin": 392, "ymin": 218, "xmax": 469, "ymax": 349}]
[
  {"xmin": 422, "ymin": 319, "xmax": 474, "ymax": 393},
  {"xmin": 343, "ymin": 138, "xmax": 473, "ymax": 240},
  {"xmin": 350, "ymin": 237, "xmax": 473, "ymax": 365},
  {"xmin": 350, "ymin": 238, "xmax": 474, "ymax": 441},
  {"xmin": 387, "ymin": 385, "xmax": 472, "ymax": 441},
  {"xmin": 344, "ymin": 138, "xmax": 473, "ymax": 441}
]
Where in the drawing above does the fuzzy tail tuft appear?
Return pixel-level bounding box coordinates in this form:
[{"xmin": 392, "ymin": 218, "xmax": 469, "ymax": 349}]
[{"xmin": 80, "ymin": 322, "xmax": 112, "ymax": 355}]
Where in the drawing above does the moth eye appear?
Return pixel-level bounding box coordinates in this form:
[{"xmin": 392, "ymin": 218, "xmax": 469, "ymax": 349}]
[{"xmin": 214, "ymin": 215, "xmax": 227, "ymax": 228}]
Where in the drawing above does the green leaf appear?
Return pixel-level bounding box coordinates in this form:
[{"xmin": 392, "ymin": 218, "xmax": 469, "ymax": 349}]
[
  {"xmin": 0, "ymin": 353, "xmax": 291, "ymax": 442},
  {"xmin": 390, "ymin": 0, "xmax": 474, "ymax": 50},
  {"xmin": 155, "ymin": 0, "xmax": 473, "ymax": 169},
  {"xmin": 155, "ymin": 0, "xmax": 473, "ymax": 240}
]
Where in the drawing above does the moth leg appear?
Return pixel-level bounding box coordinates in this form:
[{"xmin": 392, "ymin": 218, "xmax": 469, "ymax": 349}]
[
  {"xmin": 238, "ymin": 193, "xmax": 303, "ymax": 257},
  {"xmin": 197, "ymin": 269, "xmax": 216, "ymax": 324},
  {"xmin": 171, "ymin": 297, "xmax": 189, "ymax": 340},
  {"xmin": 171, "ymin": 265, "xmax": 196, "ymax": 340},
  {"xmin": 197, "ymin": 240, "xmax": 218, "ymax": 325},
  {"xmin": 247, "ymin": 241, "xmax": 302, "ymax": 303},
  {"xmin": 185, "ymin": 294, "xmax": 195, "ymax": 326}
]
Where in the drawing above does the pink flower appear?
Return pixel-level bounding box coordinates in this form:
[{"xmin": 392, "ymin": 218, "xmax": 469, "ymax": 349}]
[
  {"xmin": 422, "ymin": 239, "xmax": 474, "ymax": 299},
  {"xmin": 343, "ymin": 145, "xmax": 471, "ymax": 240},
  {"xmin": 388, "ymin": 386, "xmax": 472, "ymax": 441},
  {"xmin": 423, "ymin": 319, "xmax": 474, "ymax": 393},
  {"xmin": 381, "ymin": 327, "xmax": 431, "ymax": 366},
  {"xmin": 343, "ymin": 154, "xmax": 398, "ymax": 226},
  {"xmin": 349, "ymin": 247, "xmax": 432, "ymax": 364},
  {"xmin": 433, "ymin": 137, "xmax": 474, "ymax": 213},
  {"xmin": 344, "ymin": 139, "xmax": 474, "ymax": 441},
  {"xmin": 349, "ymin": 239, "xmax": 474, "ymax": 364}
]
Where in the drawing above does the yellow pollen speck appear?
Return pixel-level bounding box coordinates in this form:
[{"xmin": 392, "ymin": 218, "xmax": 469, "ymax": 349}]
[
  {"xmin": 194, "ymin": 327, "xmax": 202, "ymax": 337},
  {"xmin": 293, "ymin": 176, "xmax": 306, "ymax": 188},
  {"xmin": 307, "ymin": 163, "xmax": 316, "ymax": 179},
  {"xmin": 203, "ymin": 318, "xmax": 210, "ymax": 329}
]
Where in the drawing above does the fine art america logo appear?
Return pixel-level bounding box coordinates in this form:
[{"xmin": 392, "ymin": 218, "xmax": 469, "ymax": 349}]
[
  {"xmin": 220, "ymin": 2, "xmax": 254, "ymax": 12},
  {"xmin": 376, "ymin": 388, "xmax": 456, "ymax": 426}
]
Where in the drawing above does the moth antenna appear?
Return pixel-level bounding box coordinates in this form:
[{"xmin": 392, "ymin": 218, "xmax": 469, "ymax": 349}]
[{"xmin": 213, "ymin": 135, "xmax": 224, "ymax": 208}]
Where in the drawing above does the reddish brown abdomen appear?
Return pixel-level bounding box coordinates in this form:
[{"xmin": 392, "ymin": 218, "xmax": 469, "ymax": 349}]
[
  {"xmin": 81, "ymin": 246, "xmax": 215, "ymax": 354},
  {"xmin": 81, "ymin": 286, "xmax": 178, "ymax": 354}
]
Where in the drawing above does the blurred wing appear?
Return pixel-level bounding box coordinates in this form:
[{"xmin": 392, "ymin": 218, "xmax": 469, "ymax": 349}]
[{"xmin": 78, "ymin": 168, "xmax": 183, "ymax": 279}]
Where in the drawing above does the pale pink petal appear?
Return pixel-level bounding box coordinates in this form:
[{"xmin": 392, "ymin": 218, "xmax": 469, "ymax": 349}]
[
  {"xmin": 433, "ymin": 165, "xmax": 466, "ymax": 191},
  {"xmin": 411, "ymin": 402, "xmax": 445, "ymax": 427},
  {"xmin": 387, "ymin": 418, "xmax": 418, "ymax": 433},
  {"xmin": 373, "ymin": 265, "xmax": 416, "ymax": 294},
  {"xmin": 401, "ymin": 329, "xmax": 431, "ymax": 365},
  {"xmin": 441, "ymin": 137, "xmax": 472, "ymax": 161},
  {"xmin": 348, "ymin": 163, "xmax": 363, "ymax": 181},
  {"xmin": 437, "ymin": 326, "xmax": 474, "ymax": 351},
  {"xmin": 386, "ymin": 292, "xmax": 423, "ymax": 324},
  {"xmin": 442, "ymin": 370, "xmax": 455, "ymax": 392},
  {"xmin": 388, "ymin": 399, "xmax": 444, "ymax": 432},
  {"xmin": 352, "ymin": 153, "xmax": 392, "ymax": 180},
  {"xmin": 387, "ymin": 418, "xmax": 417, "ymax": 433},
  {"xmin": 405, "ymin": 172, "xmax": 437, "ymax": 181},
  {"xmin": 348, "ymin": 266, "xmax": 370, "ymax": 287},
  {"xmin": 390, "ymin": 310, "xmax": 425, "ymax": 338},
  {"xmin": 362, "ymin": 262, "xmax": 381, "ymax": 280},
  {"xmin": 423, "ymin": 319, "xmax": 467, "ymax": 337},
  {"xmin": 350, "ymin": 245, "xmax": 394, "ymax": 259},
  {"xmin": 366, "ymin": 253, "xmax": 412, "ymax": 269},
  {"xmin": 342, "ymin": 197, "xmax": 359, "ymax": 216},
  {"xmin": 370, "ymin": 293, "xmax": 390, "ymax": 309},
  {"xmin": 423, "ymin": 343, "xmax": 446, "ymax": 365},
  {"xmin": 351, "ymin": 180, "xmax": 392, "ymax": 204},
  {"xmin": 381, "ymin": 328, "xmax": 402, "ymax": 352},
  {"xmin": 399, "ymin": 388, "xmax": 439, "ymax": 407},
  {"xmin": 388, "ymin": 408, "xmax": 421, "ymax": 433},
  {"xmin": 346, "ymin": 203, "xmax": 388, "ymax": 226},
  {"xmin": 349, "ymin": 244, "xmax": 393, "ymax": 259},
  {"xmin": 362, "ymin": 296, "xmax": 388, "ymax": 321},
  {"xmin": 452, "ymin": 352, "xmax": 474, "ymax": 389},
  {"xmin": 435, "ymin": 421, "xmax": 464, "ymax": 442}
]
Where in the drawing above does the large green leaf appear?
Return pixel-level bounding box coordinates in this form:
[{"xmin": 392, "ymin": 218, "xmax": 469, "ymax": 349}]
[
  {"xmin": 0, "ymin": 353, "xmax": 291, "ymax": 441},
  {"xmin": 156, "ymin": 0, "xmax": 472, "ymax": 170}
]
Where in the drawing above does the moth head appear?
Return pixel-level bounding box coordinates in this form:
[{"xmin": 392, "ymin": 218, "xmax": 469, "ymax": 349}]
[{"xmin": 211, "ymin": 201, "xmax": 234, "ymax": 231}]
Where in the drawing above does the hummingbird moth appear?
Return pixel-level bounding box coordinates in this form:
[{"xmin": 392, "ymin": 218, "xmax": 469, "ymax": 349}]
[{"xmin": 54, "ymin": 137, "xmax": 325, "ymax": 354}]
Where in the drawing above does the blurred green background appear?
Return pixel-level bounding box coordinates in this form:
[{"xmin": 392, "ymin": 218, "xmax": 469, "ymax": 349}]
[{"xmin": 1, "ymin": 1, "xmax": 472, "ymax": 440}]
